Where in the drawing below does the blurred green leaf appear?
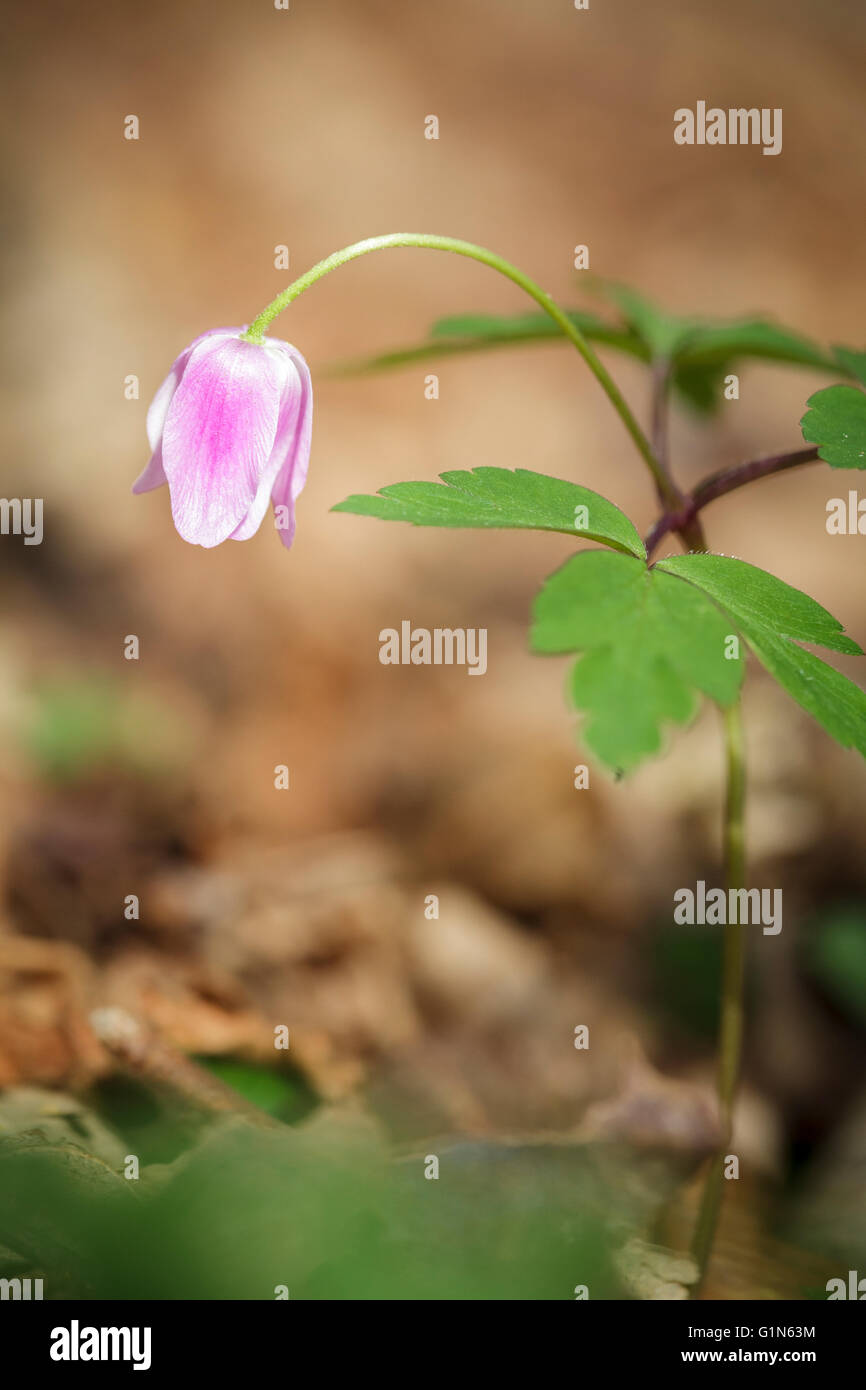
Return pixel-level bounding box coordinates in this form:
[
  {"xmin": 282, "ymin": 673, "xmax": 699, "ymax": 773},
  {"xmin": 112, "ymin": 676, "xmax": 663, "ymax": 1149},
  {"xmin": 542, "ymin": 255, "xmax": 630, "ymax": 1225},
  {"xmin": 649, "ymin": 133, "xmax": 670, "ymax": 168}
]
[
  {"xmin": 603, "ymin": 284, "xmax": 697, "ymax": 360},
  {"xmin": 26, "ymin": 679, "xmax": 124, "ymax": 780},
  {"xmin": 195, "ymin": 1058, "xmax": 315, "ymax": 1123},
  {"xmin": 805, "ymin": 908, "xmax": 866, "ymax": 1026},
  {"xmin": 335, "ymin": 291, "xmax": 846, "ymax": 416},
  {"xmin": 677, "ymin": 319, "xmax": 840, "ymax": 372},
  {"xmin": 333, "ymin": 308, "xmax": 646, "ymax": 375},
  {"xmin": 25, "ymin": 677, "xmax": 193, "ymax": 783},
  {"xmin": 0, "ymin": 1118, "xmax": 620, "ymax": 1299},
  {"xmin": 649, "ymin": 923, "xmax": 725, "ymax": 1041}
]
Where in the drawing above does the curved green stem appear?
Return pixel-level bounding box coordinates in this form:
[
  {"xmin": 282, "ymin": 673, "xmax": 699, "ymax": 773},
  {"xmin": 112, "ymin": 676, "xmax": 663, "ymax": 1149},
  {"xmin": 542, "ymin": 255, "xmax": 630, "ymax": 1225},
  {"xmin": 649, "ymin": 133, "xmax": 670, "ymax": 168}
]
[
  {"xmin": 243, "ymin": 233, "xmax": 677, "ymax": 506},
  {"xmin": 690, "ymin": 699, "xmax": 747, "ymax": 1290}
]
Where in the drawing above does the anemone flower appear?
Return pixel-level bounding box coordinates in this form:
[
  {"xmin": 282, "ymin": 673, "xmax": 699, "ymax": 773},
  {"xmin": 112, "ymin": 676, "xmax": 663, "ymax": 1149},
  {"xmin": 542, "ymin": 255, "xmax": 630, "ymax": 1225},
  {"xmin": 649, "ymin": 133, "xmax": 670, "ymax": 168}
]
[{"xmin": 134, "ymin": 327, "xmax": 312, "ymax": 549}]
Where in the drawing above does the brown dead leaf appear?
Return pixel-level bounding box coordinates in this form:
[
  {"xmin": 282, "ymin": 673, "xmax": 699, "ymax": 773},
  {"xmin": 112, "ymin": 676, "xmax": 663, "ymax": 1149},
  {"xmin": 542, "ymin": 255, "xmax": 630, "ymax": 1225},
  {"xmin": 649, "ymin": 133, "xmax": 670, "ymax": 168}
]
[{"xmin": 0, "ymin": 929, "xmax": 104, "ymax": 1087}]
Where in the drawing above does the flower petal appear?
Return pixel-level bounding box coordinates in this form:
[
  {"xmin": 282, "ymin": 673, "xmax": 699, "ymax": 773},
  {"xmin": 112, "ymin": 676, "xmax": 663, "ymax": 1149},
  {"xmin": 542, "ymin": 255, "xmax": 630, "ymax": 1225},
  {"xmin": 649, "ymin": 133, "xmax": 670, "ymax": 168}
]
[
  {"xmin": 146, "ymin": 327, "xmax": 238, "ymax": 452},
  {"xmin": 268, "ymin": 344, "xmax": 313, "ymax": 550},
  {"xmin": 132, "ymin": 441, "xmax": 168, "ymax": 494},
  {"xmin": 162, "ymin": 335, "xmax": 283, "ymax": 549},
  {"xmin": 230, "ymin": 345, "xmax": 303, "ymax": 541}
]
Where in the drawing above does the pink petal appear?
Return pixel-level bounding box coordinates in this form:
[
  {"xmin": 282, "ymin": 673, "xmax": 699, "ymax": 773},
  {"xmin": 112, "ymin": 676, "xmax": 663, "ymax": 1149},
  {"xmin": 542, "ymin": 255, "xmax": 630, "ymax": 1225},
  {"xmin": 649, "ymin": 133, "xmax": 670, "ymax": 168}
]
[
  {"xmin": 230, "ymin": 345, "xmax": 303, "ymax": 541},
  {"xmin": 268, "ymin": 345, "xmax": 313, "ymax": 550},
  {"xmin": 132, "ymin": 442, "xmax": 168, "ymax": 494},
  {"xmin": 135, "ymin": 328, "xmax": 240, "ymax": 496},
  {"xmin": 146, "ymin": 328, "xmax": 238, "ymax": 451},
  {"xmin": 162, "ymin": 335, "xmax": 283, "ymax": 549}
]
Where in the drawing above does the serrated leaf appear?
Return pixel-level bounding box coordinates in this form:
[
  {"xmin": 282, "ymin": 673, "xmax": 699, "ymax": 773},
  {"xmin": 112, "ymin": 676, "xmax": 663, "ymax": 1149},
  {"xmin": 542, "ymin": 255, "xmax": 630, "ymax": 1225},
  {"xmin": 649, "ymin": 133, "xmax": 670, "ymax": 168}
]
[
  {"xmin": 333, "ymin": 467, "xmax": 646, "ymax": 558},
  {"xmin": 530, "ymin": 551, "xmax": 743, "ymax": 771},
  {"xmin": 801, "ymin": 350, "xmax": 866, "ymax": 468},
  {"xmin": 657, "ymin": 553, "xmax": 860, "ymax": 654},
  {"xmin": 658, "ymin": 554, "xmax": 866, "ymax": 757}
]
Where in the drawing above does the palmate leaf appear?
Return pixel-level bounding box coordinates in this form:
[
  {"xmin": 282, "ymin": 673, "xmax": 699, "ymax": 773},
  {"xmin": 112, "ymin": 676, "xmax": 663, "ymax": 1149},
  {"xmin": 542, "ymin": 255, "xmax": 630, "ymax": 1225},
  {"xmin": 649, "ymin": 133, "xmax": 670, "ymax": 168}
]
[
  {"xmin": 333, "ymin": 467, "xmax": 646, "ymax": 558},
  {"xmin": 336, "ymin": 461, "xmax": 866, "ymax": 771},
  {"xmin": 801, "ymin": 347, "xmax": 866, "ymax": 469},
  {"xmin": 658, "ymin": 554, "xmax": 866, "ymax": 758},
  {"xmin": 530, "ymin": 551, "xmax": 744, "ymax": 772},
  {"xmin": 531, "ymin": 550, "xmax": 866, "ymax": 773}
]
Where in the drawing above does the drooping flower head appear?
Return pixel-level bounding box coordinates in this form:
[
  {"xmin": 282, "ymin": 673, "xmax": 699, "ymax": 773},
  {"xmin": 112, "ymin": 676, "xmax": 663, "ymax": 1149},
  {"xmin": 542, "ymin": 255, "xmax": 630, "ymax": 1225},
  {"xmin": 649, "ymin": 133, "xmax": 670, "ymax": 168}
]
[{"xmin": 134, "ymin": 328, "xmax": 312, "ymax": 549}]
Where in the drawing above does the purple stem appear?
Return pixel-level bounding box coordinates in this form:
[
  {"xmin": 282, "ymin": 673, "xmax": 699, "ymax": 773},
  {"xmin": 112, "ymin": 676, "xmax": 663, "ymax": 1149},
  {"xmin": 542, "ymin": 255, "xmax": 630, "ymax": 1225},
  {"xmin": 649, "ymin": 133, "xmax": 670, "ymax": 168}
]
[{"xmin": 646, "ymin": 446, "xmax": 820, "ymax": 557}]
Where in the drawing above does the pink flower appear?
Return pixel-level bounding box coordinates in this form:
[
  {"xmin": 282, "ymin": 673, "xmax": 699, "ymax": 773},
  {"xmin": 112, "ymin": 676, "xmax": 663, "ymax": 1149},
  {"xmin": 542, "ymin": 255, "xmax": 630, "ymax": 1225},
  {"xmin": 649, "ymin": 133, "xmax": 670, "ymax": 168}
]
[{"xmin": 134, "ymin": 327, "xmax": 312, "ymax": 549}]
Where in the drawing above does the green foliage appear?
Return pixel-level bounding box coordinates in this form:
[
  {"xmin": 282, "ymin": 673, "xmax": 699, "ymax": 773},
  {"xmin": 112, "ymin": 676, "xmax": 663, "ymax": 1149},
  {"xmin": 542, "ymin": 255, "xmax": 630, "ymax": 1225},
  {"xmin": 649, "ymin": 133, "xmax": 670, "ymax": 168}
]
[
  {"xmin": 801, "ymin": 347, "xmax": 866, "ymax": 469},
  {"xmin": 0, "ymin": 1117, "xmax": 618, "ymax": 1299},
  {"xmin": 531, "ymin": 548, "xmax": 865, "ymax": 773},
  {"xmin": 334, "ymin": 467, "xmax": 646, "ymax": 557},
  {"xmin": 195, "ymin": 1058, "xmax": 314, "ymax": 1123},
  {"xmin": 25, "ymin": 678, "xmax": 191, "ymax": 782},
  {"xmin": 834, "ymin": 347, "xmax": 866, "ymax": 383},
  {"xmin": 602, "ymin": 284, "xmax": 696, "ymax": 360},
  {"xmin": 337, "ymin": 287, "xmax": 845, "ymax": 414},
  {"xmin": 804, "ymin": 906, "xmax": 866, "ymax": 1027},
  {"xmin": 336, "ymin": 451, "xmax": 866, "ymax": 771},
  {"xmin": 431, "ymin": 307, "xmax": 642, "ymax": 355},
  {"xmin": 604, "ymin": 286, "xmax": 841, "ymax": 412},
  {"xmin": 658, "ymin": 555, "xmax": 866, "ymax": 758},
  {"xmin": 531, "ymin": 551, "xmax": 743, "ymax": 771},
  {"xmin": 26, "ymin": 680, "xmax": 124, "ymax": 780},
  {"xmin": 649, "ymin": 923, "xmax": 725, "ymax": 1041},
  {"xmin": 333, "ymin": 308, "xmax": 643, "ymax": 374}
]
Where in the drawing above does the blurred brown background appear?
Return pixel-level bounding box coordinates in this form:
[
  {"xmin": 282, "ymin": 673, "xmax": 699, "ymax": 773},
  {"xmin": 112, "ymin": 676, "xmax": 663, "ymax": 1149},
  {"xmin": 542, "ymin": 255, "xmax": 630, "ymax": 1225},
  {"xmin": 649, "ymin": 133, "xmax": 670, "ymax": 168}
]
[{"xmin": 0, "ymin": 0, "xmax": 865, "ymax": 1287}]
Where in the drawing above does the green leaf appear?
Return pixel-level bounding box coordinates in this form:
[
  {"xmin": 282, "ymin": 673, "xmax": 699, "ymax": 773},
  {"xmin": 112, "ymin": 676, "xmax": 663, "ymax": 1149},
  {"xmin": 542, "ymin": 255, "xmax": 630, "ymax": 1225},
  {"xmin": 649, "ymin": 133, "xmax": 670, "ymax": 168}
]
[
  {"xmin": 331, "ymin": 308, "xmax": 645, "ymax": 375},
  {"xmin": 333, "ymin": 467, "xmax": 646, "ymax": 558},
  {"xmin": 195, "ymin": 1058, "xmax": 314, "ymax": 1122},
  {"xmin": 833, "ymin": 346, "xmax": 866, "ymax": 386},
  {"xmin": 605, "ymin": 285, "xmax": 841, "ymax": 414},
  {"xmin": 801, "ymin": 347, "xmax": 866, "ymax": 468},
  {"xmin": 657, "ymin": 553, "xmax": 860, "ymax": 653},
  {"xmin": 658, "ymin": 554, "xmax": 866, "ymax": 757},
  {"xmin": 805, "ymin": 908, "xmax": 866, "ymax": 1027},
  {"xmin": 530, "ymin": 550, "xmax": 743, "ymax": 772},
  {"xmin": 334, "ymin": 295, "xmax": 844, "ymax": 418},
  {"xmin": 429, "ymin": 309, "xmax": 641, "ymax": 355},
  {"xmin": 603, "ymin": 284, "xmax": 698, "ymax": 360},
  {"xmin": 671, "ymin": 361, "xmax": 730, "ymax": 414},
  {"xmin": 677, "ymin": 319, "xmax": 839, "ymax": 373}
]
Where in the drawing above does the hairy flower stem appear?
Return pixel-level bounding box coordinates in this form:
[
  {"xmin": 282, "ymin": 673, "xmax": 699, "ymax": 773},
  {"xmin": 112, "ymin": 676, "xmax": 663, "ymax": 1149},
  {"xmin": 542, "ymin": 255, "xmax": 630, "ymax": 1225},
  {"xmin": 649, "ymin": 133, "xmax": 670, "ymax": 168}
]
[
  {"xmin": 690, "ymin": 700, "xmax": 747, "ymax": 1291},
  {"xmin": 243, "ymin": 234, "xmax": 681, "ymax": 509}
]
